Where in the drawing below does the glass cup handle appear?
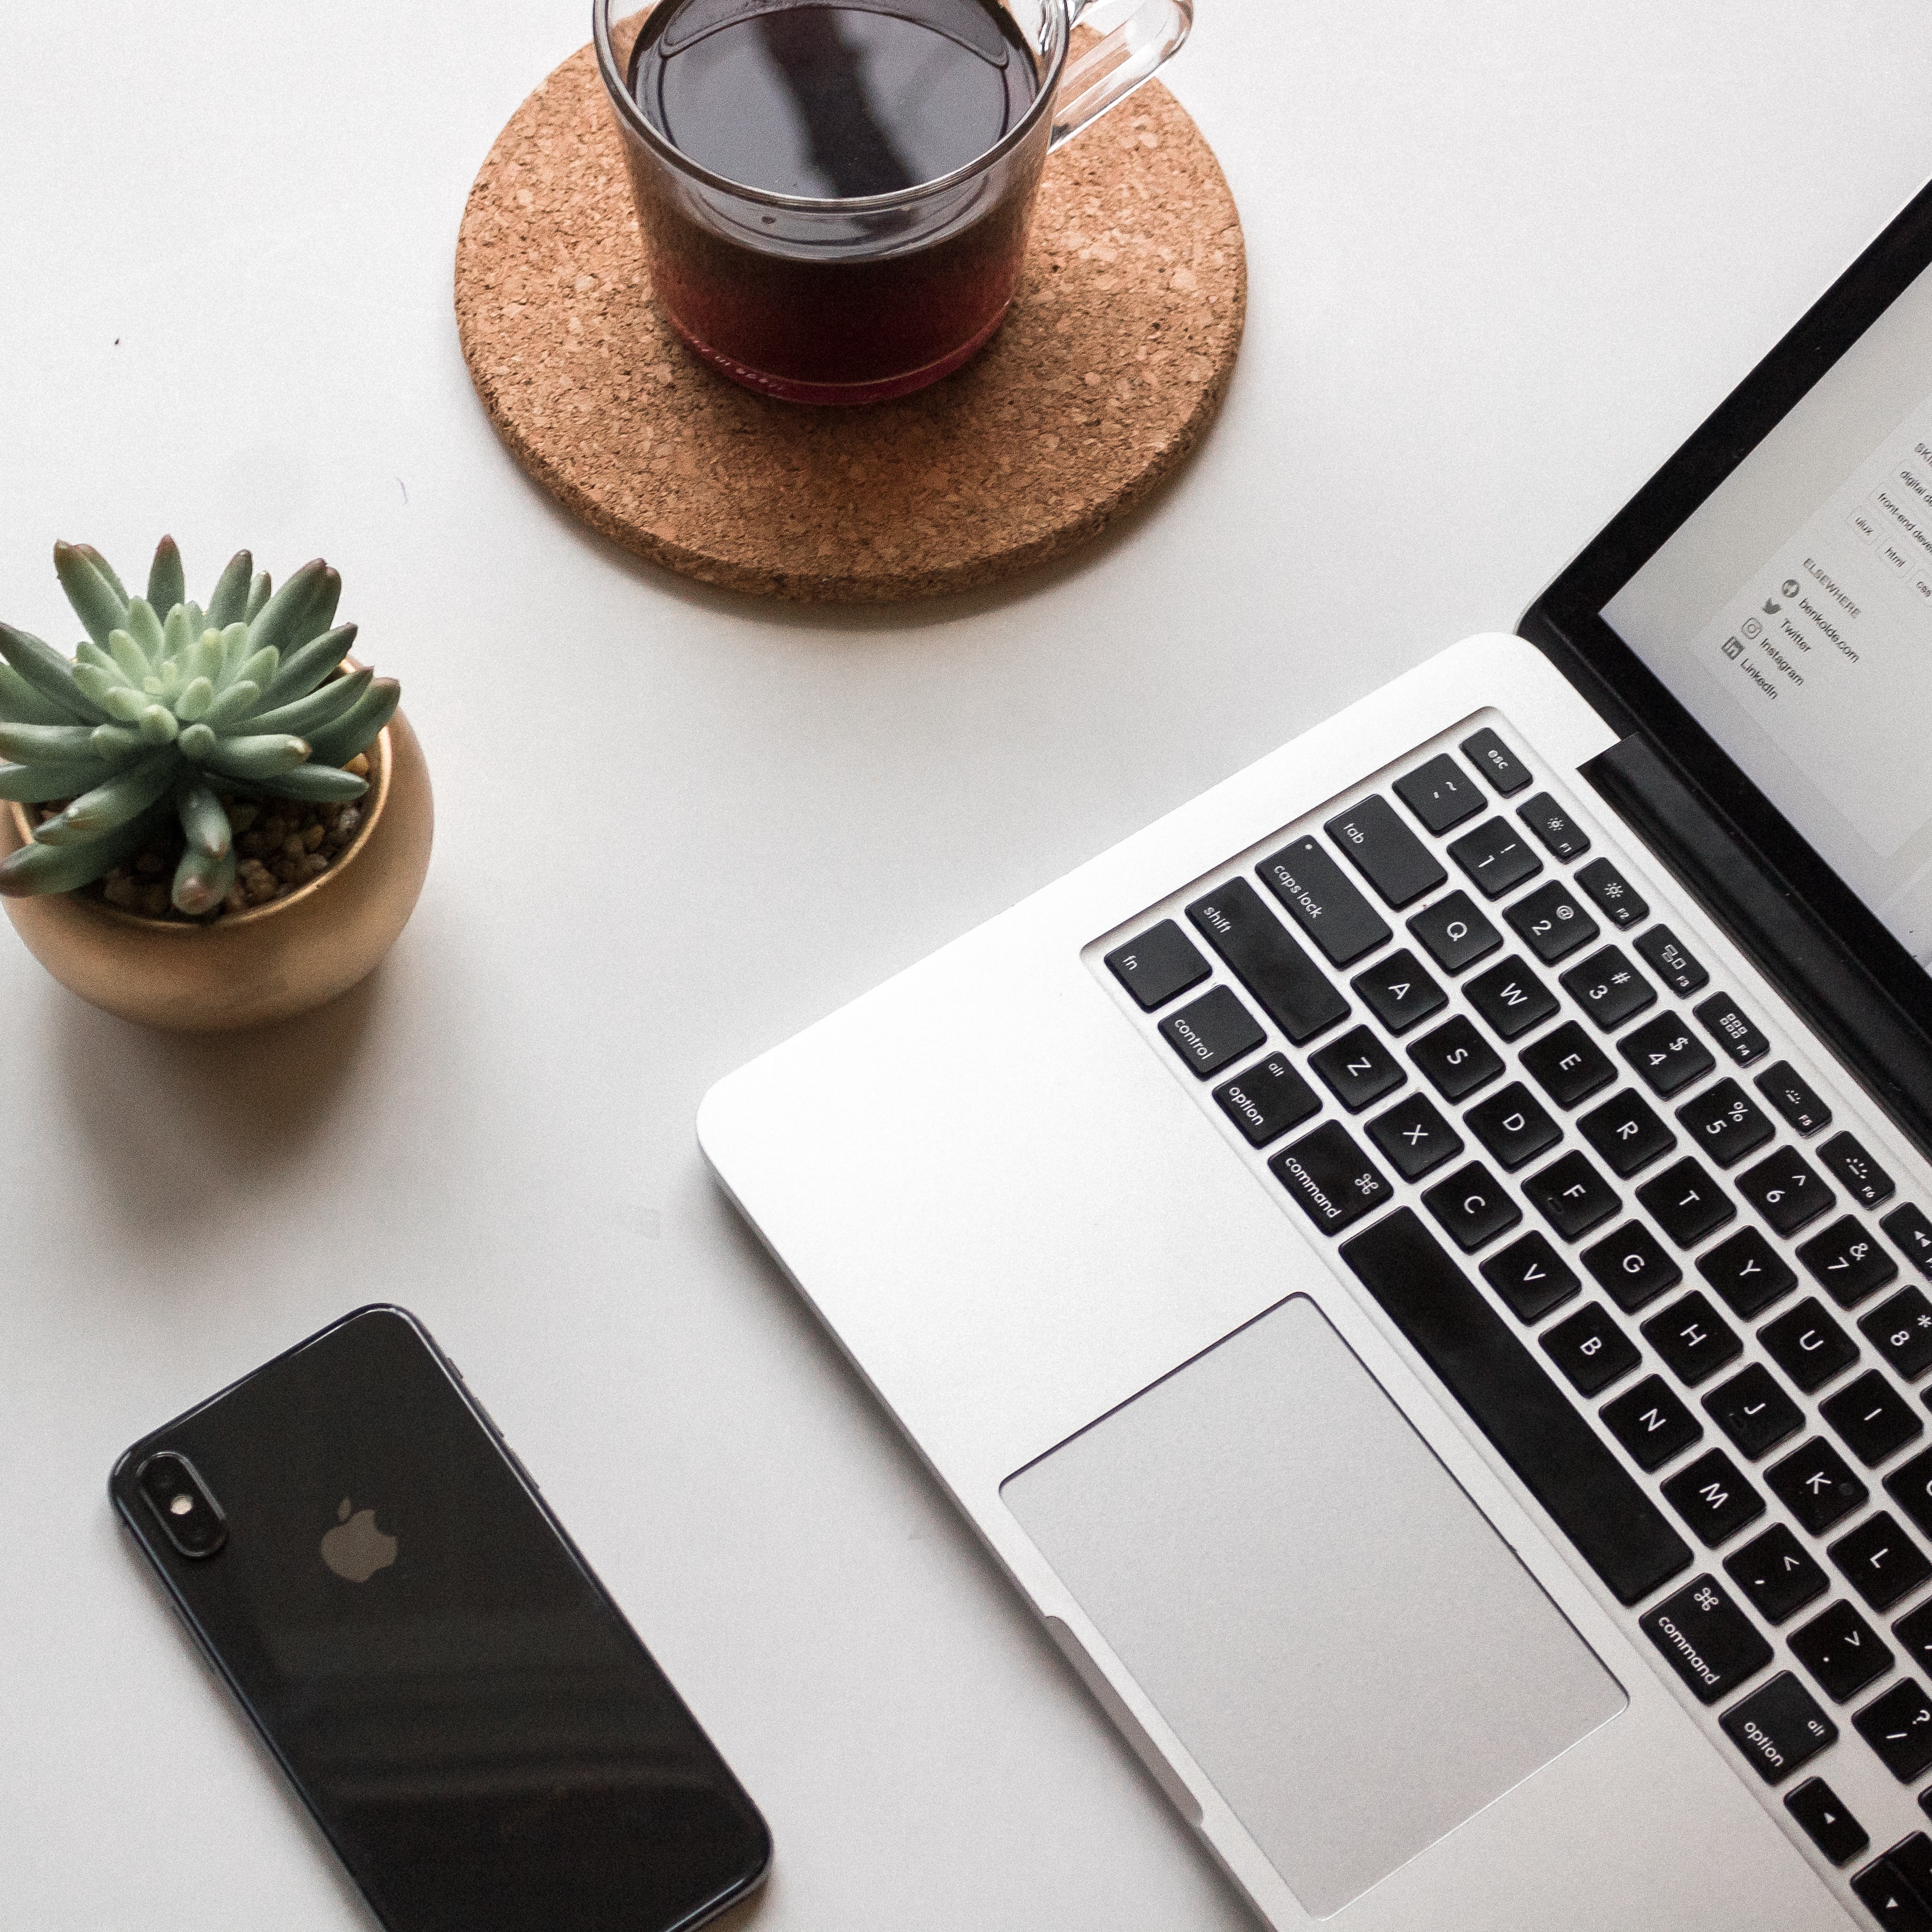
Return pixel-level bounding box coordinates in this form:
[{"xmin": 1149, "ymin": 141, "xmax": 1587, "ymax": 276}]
[{"xmin": 1049, "ymin": 0, "xmax": 1194, "ymax": 149}]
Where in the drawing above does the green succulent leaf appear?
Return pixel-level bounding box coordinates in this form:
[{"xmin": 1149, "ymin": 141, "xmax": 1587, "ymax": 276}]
[
  {"xmin": 0, "ymin": 623, "xmax": 108, "ymax": 723},
  {"xmin": 161, "ymin": 603, "xmax": 194, "ymax": 662},
  {"xmin": 305, "ymin": 679, "xmax": 399, "ymax": 767},
  {"xmin": 172, "ymin": 840, "xmax": 237, "ymax": 918},
  {"xmin": 176, "ymin": 781, "xmax": 232, "ymax": 861},
  {"xmin": 244, "ymin": 570, "xmax": 272, "ymax": 621},
  {"xmin": 147, "ymin": 538, "xmax": 185, "ymax": 622},
  {"xmin": 0, "ymin": 757, "xmax": 117, "ymax": 802},
  {"xmin": 194, "ymin": 732, "xmax": 309, "ymax": 782},
  {"xmin": 247, "ymin": 666, "xmax": 371, "ymax": 739},
  {"xmin": 247, "ymin": 560, "xmax": 334, "ymax": 662},
  {"xmin": 174, "ymin": 675, "xmax": 215, "ymax": 722},
  {"xmin": 215, "ymin": 622, "xmax": 254, "ymax": 687},
  {"xmin": 52, "ymin": 541, "xmax": 131, "ymax": 649},
  {"xmin": 102, "ymin": 686, "xmax": 149, "ymax": 724},
  {"xmin": 262, "ymin": 623, "xmax": 357, "ymax": 706},
  {"xmin": 0, "ymin": 721, "xmax": 106, "ymax": 764},
  {"xmin": 0, "ymin": 798, "xmax": 170, "ymax": 898},
  {"xmin": 260, "ymin": 763, "xmax": 367, "ymax": 804},
  {"xmin": 0, "ymin": 664, "xmax": 87, "ymax": 727},
  {"xmin": 138, "ymin": 704, "xmax": 179, "ymax": 746},
  {"xmin": 126, "ymin": 597, "xmax": 165, "ymax": 659},
  {"xmin": 199, "ymin": 680, "xmax": 261, "ymax": 731},
  {"xmin": 107, "ymin": 627, "xmax": 151, "ymax": 685},
  {"xmin": 206, "ymin": 551, "xmax": 253, "ymax": 628},
  {"xmin": 34, "ymin": 749, "xmax": 181, "ymax": 844},
  {"xmin": 88, "ymin": 723, "xmax": 145, "ymax": 761}
]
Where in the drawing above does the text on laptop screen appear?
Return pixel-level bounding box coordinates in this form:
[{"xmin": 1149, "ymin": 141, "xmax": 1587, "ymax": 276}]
[{"xmin": 1604, "ymin": 258, "xmax": 1932, "ymax": 962}]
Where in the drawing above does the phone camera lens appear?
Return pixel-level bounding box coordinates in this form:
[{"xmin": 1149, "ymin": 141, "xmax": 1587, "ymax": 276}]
[{"xmin": 136, "ymin": 1451, "xmax": 228, "ymax": 1560}]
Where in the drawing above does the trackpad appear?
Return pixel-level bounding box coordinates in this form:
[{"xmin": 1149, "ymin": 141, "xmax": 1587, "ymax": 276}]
[{"xmin": 1001, "ymin": 1295, "xmax": 1623, "ymax": 1918}]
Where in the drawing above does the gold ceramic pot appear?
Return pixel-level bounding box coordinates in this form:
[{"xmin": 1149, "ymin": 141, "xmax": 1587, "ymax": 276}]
[{"xmin": 0, "ymin": 709, "xmax": 432, "ymax": 1033}]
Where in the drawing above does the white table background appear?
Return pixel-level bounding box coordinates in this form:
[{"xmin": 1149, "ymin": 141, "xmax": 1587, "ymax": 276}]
[{"xmin": 5, "ymin": 2, "xmax": 1931, "ymax": 1925}]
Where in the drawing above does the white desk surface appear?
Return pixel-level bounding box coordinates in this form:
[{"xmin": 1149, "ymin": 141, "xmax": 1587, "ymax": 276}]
[{"xmin": 6, "ymin": 2, "xmax": 1931, "ymax": 1925}]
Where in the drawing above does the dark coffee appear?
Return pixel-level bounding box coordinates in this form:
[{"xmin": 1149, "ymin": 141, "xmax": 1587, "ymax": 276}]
[
  {"xmin": 624, "ymin": 0, "xmax": 1047, "ymax": 401},
  {"xmin": 631, "ymin": 0, "xmax": 1037, "ymax": 198}
]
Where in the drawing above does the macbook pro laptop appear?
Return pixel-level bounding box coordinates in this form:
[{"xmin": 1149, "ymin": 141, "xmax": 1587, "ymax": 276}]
[{"xmin": 702, "ymin": 181, "xmax": 1932, "ymax": 1928}]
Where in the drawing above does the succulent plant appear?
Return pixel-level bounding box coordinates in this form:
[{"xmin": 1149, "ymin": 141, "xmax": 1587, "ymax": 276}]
[{"xmin": 0, "ymin": 538, "xmax": 398, "ymax": 917}]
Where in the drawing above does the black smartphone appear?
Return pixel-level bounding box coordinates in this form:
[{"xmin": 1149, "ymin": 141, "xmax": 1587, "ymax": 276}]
[{"xmin": 111, "ymin": 1305, "xmax": 770, "ymax": 1932}]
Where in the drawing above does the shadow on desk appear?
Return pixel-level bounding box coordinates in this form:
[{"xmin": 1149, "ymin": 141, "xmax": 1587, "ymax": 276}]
[{"xmin": 53, "ymin": 967, "xmax": 385, "ymax": 1243}]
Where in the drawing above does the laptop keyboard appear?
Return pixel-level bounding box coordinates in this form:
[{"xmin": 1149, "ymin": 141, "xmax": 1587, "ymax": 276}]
[{"xmin": 1095, "ymin": 714, "xmax": 1932, "ymax": 1923}]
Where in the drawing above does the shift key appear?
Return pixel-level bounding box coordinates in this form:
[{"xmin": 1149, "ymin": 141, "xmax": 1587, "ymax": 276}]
[{"xmin": 1188, "ymin": 877, "xmax": 1350, "ymax": 1044}]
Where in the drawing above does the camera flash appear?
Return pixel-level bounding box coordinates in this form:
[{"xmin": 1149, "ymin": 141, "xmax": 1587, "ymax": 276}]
[{"xmin": 169, "ymin": 1493, "xmax": 195, "ymax": 1517}]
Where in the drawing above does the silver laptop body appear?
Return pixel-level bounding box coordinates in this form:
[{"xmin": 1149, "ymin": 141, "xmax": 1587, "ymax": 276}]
[{"xmin": 702, "ymin": 186, "xmax": 1932, "ymax": 1930}]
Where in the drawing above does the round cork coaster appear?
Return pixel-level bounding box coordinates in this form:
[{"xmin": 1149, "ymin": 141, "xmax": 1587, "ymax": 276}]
[{"xmin": 455, "ymin": 33, "xmax": 1244, "ymax": 603}]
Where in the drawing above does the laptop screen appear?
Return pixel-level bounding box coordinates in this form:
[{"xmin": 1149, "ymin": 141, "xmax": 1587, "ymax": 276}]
[{"xmin": 1601, "ymin": 259, "xmax": 1932, "ymax": 962}]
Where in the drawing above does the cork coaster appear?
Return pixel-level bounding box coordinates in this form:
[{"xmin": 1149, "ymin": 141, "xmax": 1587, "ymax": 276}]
[{"xmin": 455, "ymin": 32, "xmax": 1245, "ymax": 602}]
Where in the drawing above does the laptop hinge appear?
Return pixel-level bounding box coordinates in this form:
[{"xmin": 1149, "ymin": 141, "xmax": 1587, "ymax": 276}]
[{"xmin": 1582, "ymin": 733, "xmax": 1932, "ymax": 1162}]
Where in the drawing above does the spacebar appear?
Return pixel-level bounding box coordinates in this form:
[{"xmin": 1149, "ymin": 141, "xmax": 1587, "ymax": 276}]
[{"xmin": 1340, "ymin": 1209, "xmax": 1691, "ymax": 1607}]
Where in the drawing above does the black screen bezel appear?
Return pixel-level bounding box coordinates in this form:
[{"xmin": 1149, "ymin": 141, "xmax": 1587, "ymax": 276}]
[{"xmin": 1521, "ymin": 177, "xmax": 1932, "ymax": 1044}]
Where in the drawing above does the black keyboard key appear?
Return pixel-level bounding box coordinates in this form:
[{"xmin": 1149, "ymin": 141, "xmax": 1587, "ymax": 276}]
[
  {"xmin": 1214, "ymin": 1054, "xmax": 1321, "ymax": 1147},
  {"xmin": 1187, "ymin": 879, "xmax": 1350, "ymax": 1046},
  {"xmin": 1256, "ymin": 837, "xmax": 1392, "ymax": 969},
  {"xmin": 1517, "ymin": 792, "xmax": 1590, "ymax": 861},
  {"xmin": 1886, "ymin": 1203, "xmax": 1932, "ymax": 1277},
  {"xmin": 1519, "ymin": 1020, "xmax": 1614, "ymax": 1109},
  {"xmin": 1697, "ymin": 1226, "xmax": 1798, "ymax": 1320},
  {"xmin": 1637, "ymin": 1156, "xmax": 1736, "ymax": 1249},
  {"xmin": 1801, "ymin": 1216, "xmax": 1900, "ymax": 1310},
  {"xmin": 1703, "ymin": 1363, "xmax": 1801, "ymax": 1459},
  {"xmin": 1559, "ymin": 946, "xmax": 1658, "ymax": 1034},
  {"xmin": 1423, "ymin": 1160, "xmax": 1523, "ymax": 1253},
  {"xmin": 1823, "ymin": 1370, "xmax": 1924, "ymax": 1468},
  {"xmin": 1394, "ymin": 752, "xmax": 1485, "ymax": 834},
  {"xmin": 1640, "ymin": 1573, "xmax": 1771, "ymax": 1704},
  {"xmin": 1892, "ymin": 1453, "xmax": 1932, "ymax": 1543},
  {"xmin": 1769, "ymin": 1438, "xmax": 1870, "ymax": 1535},
  {"xmin": 1366, "ymin": 1091, "xmax": 1463, "ymax": 1181},
  {"xmin": 1583, "ymin": 1221, "xmax": 1682, "ymax": 1312},
  {"xmin": 1738, "ymin": 1150, "xmax": 1834, "ymax": 1237},
  {"xmin": 1895, "ymin": 1598, "xmax": 1932, "ymax": 1673},
  {"xmin": 1481, "ymin": 1230, "xmax": 1580, "ymax": 1323},
  {"xmin": 1459, "ymin": 726, "xmax": 1532, "ymax": 795},
  {"xmin": 1635, "ymin": 924, "xmax": 1711, "ymax": 997},
  {"xmin": 1820, "ymin": 1132, "xmax": 1897, "ymax": 1210},
  {"xmin": 1643, "ymin": 1291, "xmax": 1742, "ymax": 1387},
  {"xmin": 1464, "ymin": 1082, "xmax": 1561, "ymax": 1171},
  {"xmin": 1853, "ymin": 1840, "xmax": 1932, "ymax": 1927},
  {"xmin": 1540, "ymin": 1301, "xmax": 1638, "ymax": 1394},
  {"xmin": 1324, "ymin": 795, "xmax": 1446, "ymax": 909},
  {"xmin": 1524, "ymin": 1151, "xmax": 1619, "ymax": 1240},
  {"xmin": 1159, "ymin": 986, "xmax": 1265, "ymax": 1079},
  {"xmin": 1874, "ymin": 1286, "xmax": 1932, "ymax": 1382},
  {"xmin": 1725, "ymin": 1523, "xmax": 1828, "ymax": 1624},
  {"xmin": 1760, "ymin": 1299, "xmax": 1860, "ymax": 1394},
  {"xmin": 1269, "ymin": 1123, "xmax": 1393, "ymax": 1236},
  {"xmin": 1408, "ymin": 1015, "xmax": 1503, "ymax": 1101},
  {"xmin": 1573, "ymin": 857, "xmax": 1648, "ymax": 930},
  {"xmin": 1661, "ymin": 1447, "xmax": 1764, "ymax": 1546},
  {"xmin": 1792, "ymin": 1600, "xmax": 1893, "ymax": 1703},
  {"xmin": 1107, "ymin": 920, "xmax": 1210, "ymax": 1011},
  {"xmin": 1755, "ymin": 1061, "xmax": 1831, "ymax": 1137},
  {"xmin": 1696, "ymin": 992, "xmax": 1772, "ymax": 1067},
  {"xmin": 1834, "ymin": 1512, "xmax": 1932, "ymax": 1613},
  {"xmin": 1464, "ymin": 957, "xmax": 1560, "ymax": 1041},
  {"xmin": 1308, "ymin": 1025, "xmax": 1406, "ymax": 1113},
  {"xmin": 1675, "ymin": 1079, "xmax": 1775, "ymax": 1171},
  {"xmin": 1505, "ymin": 880, "xmax": 1599, "ymax": 963},
  {"xmin": 1620, "ymin": 1013, "xmax": 1717, "ymax": 1098},
  {"xmin": 1602, "ymin": 1374, "xmax": 1702, "ymax": 1471},
  {"xmin": 1447, "ymin": 816, "xmax": 1542, "ymax": 900},
  {"xmin": 1721, "ymin": 1672, "xmax": 1837, "ymax": 1784},
  {"xmin": 1578, "ymin": 1089, "xmax": 1675, "ymax": 1177},
  {"xmin": 1348, "ymin": 948, "xmax": 1446, "ymax": 1035},
  {"xmin": 1857, "ymin": 1681, "xmax": 1932, "ymax": 1781},
  {"xmin": 1784, "ymin": 1776, "xmax": 1868, "ymax": 1866},
  {"xmin": 1405, "ymin": 890, "xmax": 1502, "ymax": 975},
  {"xmin": 1340, "ymin": 1209, "xmax": 1691, "ymax": 1605}
]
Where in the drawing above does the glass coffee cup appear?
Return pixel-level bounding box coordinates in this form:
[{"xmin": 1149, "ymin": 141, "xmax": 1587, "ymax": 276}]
[{"xmin": 592, "ymin": 0, "xmax": 1192, "ymax": 404}]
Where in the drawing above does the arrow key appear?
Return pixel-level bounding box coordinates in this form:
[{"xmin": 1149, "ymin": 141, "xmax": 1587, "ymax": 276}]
[
  {"xmin": 1785, "ymin": 1775, "xmax": 1867, "ymax": 1865},
  {"xmin": 1853, "ymin": 1840, "xmax": 1932, "ymax": 1930}
]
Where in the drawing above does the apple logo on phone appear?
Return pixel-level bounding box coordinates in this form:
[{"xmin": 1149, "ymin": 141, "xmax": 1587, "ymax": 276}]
[{"xmin": 320, "ymin": 1498, "xmax": 399, "ymax": 1583}]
